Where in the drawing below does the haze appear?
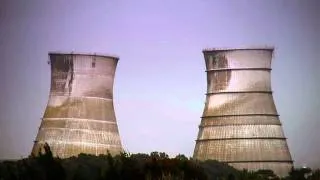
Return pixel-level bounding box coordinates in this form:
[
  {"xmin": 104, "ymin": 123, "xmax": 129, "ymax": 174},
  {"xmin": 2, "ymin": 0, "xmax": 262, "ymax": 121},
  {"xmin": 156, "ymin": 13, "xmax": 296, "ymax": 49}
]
[{"xmin": 0, "ymin": 0, "xmax": 319, "ymax": 168}]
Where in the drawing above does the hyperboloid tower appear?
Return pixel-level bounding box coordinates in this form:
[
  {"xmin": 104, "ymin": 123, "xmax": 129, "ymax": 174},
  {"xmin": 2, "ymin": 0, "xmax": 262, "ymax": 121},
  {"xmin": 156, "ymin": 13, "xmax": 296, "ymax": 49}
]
[
  {"xmin": 193, "ymin": 47, "xmax": 293, "ymax": 176},
  {"xmin": 32, "ymin": 52, "xmax": 123, "ymax": 158}
]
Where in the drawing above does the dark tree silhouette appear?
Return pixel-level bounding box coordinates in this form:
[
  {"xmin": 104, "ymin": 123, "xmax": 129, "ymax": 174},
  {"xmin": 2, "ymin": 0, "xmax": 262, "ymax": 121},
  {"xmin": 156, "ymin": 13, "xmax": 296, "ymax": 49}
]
[{"xmin": 1, "ymin": 144, "xmax": 320, "ymax": 180}]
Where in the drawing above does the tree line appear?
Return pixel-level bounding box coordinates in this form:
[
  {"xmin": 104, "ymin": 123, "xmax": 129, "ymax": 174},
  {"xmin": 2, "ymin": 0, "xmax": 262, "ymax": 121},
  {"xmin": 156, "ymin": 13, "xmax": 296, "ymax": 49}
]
[{"xmin": 0, "ymin": 144, "xmax": 319, "ymax": 180}]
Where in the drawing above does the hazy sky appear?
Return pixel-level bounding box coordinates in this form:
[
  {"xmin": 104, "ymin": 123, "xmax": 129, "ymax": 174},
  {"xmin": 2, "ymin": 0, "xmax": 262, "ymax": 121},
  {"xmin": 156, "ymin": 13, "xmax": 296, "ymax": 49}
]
[{"xmin": 0, "ymin": 0, "xmax": 319, "ymax": 168}]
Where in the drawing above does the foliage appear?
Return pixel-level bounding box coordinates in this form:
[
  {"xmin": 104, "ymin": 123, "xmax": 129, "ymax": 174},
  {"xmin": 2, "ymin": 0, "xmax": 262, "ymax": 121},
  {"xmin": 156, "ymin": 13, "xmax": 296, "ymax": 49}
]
[
  {"xmin": 0, "ymin": 145, "xmax": 319, "ymax": 180},
  {"xmin": 0, "ymin": 143, "xmax": 65, "ymax": 180}
]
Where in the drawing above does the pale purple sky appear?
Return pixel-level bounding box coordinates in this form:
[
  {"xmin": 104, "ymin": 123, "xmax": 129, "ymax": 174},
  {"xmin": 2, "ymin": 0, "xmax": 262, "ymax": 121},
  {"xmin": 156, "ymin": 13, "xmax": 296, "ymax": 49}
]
[{"xmin": 0, "ymin": 0, "xmax": 319, "ymax": 168}]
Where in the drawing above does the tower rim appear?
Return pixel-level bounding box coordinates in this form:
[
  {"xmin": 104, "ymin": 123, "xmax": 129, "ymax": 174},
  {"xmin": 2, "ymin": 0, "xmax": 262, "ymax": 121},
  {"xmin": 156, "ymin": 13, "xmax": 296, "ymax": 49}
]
[
  {"xmin": 202, "ymin": 46, "xmax": 275, "ymax": 53},
  {"xmin": 48, "ymin": 51, "xmax": 120, "ymax": 60}
]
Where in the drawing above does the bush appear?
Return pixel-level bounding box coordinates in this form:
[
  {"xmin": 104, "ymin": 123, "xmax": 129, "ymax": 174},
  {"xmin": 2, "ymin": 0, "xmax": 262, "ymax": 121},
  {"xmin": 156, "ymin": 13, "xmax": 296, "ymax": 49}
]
[{"xmin": 0, "ymin": 145, "xmax": 319, "ymax": 180}]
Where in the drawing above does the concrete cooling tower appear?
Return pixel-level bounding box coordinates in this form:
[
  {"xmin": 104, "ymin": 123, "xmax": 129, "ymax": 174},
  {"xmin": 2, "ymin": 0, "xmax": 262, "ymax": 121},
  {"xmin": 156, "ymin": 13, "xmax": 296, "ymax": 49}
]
[
  {"xmin": 193, "ymin": 47, "xmax": 293, "ymax": 176},
  {"xmin": 32, "ymin": 52, "xmax": 123, "ymax": 158}
]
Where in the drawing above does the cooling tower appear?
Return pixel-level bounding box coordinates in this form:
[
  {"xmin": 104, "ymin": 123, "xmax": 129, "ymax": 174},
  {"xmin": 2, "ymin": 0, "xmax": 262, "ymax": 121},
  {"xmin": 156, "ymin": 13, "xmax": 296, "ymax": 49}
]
[
  {"xmin": 32, "ymin": 52, "xmax": 123, "ymax": 158},
  {"xmin": 193, "ymin": 47, "xmax": 293, "ymax": 176}
]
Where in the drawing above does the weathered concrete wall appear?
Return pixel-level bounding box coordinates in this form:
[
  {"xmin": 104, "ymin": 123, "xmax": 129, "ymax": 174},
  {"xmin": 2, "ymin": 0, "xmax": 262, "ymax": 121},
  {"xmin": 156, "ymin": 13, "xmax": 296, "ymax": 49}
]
[
  {"xmin": 193, "ymin": 48, "xmax": 293, "ymax": 176},
  {"xmin": 32, "ymin": 53, "xmax": 122, "ymax": 158}
]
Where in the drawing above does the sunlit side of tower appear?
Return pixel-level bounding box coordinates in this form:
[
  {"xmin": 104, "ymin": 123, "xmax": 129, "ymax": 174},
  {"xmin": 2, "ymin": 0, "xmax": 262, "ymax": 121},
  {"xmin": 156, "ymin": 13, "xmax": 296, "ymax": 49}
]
[
  {"xmin": 193, "ymin": 47, "xmax": 293, "ymax": 176},
  {"xmin": 32, "ymin": 52, "xmax": 122, "ymax": 158}
]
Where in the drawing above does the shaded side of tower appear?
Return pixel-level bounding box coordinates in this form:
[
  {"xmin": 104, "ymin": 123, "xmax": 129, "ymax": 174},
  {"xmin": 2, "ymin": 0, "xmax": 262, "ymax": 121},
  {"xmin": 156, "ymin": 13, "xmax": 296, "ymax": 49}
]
[
  {"xmin": 193, "ymin": 48, "xmax": 293, "ymax": 177},
  {"xmin": 32, "ymin": 52, "xmax": 123, "ymax": 158}
]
